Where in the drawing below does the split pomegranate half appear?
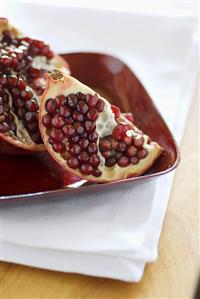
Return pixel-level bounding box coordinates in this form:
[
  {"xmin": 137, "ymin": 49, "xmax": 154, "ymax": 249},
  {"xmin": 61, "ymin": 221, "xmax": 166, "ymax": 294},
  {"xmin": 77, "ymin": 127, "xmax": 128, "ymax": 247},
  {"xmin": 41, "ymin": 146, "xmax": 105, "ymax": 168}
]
[
  {"xmin": 0, "ymin": 18, "xmax": 70, "ymax": 154},
  {"xmin": 39, "ymin": 71, "xmax": 163, "ymax": 182}
]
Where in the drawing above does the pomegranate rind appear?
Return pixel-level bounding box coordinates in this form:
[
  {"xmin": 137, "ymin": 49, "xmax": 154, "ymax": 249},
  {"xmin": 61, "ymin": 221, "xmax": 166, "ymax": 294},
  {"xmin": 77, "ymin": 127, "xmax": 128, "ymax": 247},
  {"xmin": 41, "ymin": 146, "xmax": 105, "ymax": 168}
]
[
  {"xmin": 0, "ymin": 18, "xmax": 70, "ymax": 154},
  {"xmin": 39, "ymin": 72, "xmax": 163, "ymax": 182},
  {"xmin": 0, "ymin": 18, "xmax": 22, "ymax": 38},
  {"xmin": 0, "ymin": 136, "xmax": 43, "ymax": 155},
  {"xmin": 50, "ymin": 54, "xmax": 70, "ymax": 76}
]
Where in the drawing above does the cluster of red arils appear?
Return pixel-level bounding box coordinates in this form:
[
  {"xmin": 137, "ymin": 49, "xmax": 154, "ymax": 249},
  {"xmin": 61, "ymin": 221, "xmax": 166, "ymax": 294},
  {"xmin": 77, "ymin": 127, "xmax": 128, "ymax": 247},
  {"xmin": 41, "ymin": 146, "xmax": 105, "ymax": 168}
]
[
  {"xmin": 0, "ymin": 18, "xmax": 70, "ymax": 154},
  {"xmin": 39, "ymin": 72, "xmax": 163, "ymax": 182}
]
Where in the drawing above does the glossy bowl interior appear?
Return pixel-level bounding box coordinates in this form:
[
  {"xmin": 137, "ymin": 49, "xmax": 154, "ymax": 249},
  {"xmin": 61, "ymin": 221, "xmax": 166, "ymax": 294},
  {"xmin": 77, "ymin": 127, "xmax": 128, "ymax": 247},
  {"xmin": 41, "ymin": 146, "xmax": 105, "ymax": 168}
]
[{"xmin": 0, "ymin": 52, "xmax": 180, "ymax": 201}]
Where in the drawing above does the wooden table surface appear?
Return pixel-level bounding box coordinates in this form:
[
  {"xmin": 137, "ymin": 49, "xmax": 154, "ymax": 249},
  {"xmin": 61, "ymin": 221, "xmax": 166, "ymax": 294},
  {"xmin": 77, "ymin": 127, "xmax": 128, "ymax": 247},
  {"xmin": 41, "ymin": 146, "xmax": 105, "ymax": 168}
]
[{"xmin": 0, "ymin": 92, "xmax": 199, "ymax": 299}]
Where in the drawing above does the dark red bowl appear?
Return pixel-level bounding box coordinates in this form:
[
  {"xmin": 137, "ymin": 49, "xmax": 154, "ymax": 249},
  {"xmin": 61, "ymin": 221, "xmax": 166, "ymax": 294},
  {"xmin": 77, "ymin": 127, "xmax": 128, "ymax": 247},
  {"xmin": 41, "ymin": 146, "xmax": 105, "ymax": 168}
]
[{"xmin": 0, "ymin": 52, "xmax": 180, "ymax": 202}]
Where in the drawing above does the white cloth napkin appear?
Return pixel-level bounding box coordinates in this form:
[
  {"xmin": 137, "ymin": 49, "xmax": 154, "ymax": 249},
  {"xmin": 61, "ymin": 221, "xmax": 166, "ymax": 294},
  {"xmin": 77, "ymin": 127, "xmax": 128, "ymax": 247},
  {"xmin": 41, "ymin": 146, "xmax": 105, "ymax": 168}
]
[{"xmin": 0, "ymin": 3, "xmax": 198, "ymax": 282}]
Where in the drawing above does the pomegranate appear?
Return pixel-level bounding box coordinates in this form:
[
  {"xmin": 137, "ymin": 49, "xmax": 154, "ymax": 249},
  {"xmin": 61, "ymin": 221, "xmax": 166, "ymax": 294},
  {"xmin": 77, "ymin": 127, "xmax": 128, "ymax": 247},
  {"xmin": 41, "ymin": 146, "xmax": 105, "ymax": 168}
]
[
  {"xmin": 0, "ymin": 18, "xmax": 70, "ymax": 154},
  {"xmin": 39, "ymin": 71, "xmax": 163, "ymax": 182}
]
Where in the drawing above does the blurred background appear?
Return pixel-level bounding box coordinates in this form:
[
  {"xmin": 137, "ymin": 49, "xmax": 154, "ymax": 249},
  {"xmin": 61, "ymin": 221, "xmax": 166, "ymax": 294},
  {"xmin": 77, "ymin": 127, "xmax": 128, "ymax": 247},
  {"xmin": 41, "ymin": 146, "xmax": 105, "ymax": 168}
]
[{"xmin": 2, "ymin": 0, "xmax": 198, "ymax": 16}]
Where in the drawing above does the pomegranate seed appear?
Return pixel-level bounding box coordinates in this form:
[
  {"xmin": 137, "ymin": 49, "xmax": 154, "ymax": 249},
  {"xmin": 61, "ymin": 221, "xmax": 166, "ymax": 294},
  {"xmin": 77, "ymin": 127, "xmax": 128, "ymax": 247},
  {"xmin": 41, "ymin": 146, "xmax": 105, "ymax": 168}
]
[
  {"xmin": 78, "ymin": 151, "xmax": 89, "ymax": 163},
  {"xmin": 32, "ymin": 40, "xmax": 44, "ymax": 48},
  {"xmin": 79, "ymin": 138, "xmax": 89, "ymax": 149},
  {"xmin": 134, "ymin": 136, "xmax": 144, "ymax": 148},
  {"xmin": 0, "ymin": 55, "xmax": 11, "ymax": 68},
  {"xmin": 11, "ymin": 87, "xmax": 20, "ymax": 98},
  {"xmin": 81, "ymin": 132, "xmax": 87, "ymax": 138},
  {"xmin": 47, "ymin": 50, "xmax": 53, "ymax": 59},
  {"xmin": 55, "ymin": 95, "xmax": 65, "ymax": 107},
  {"xmin": 8, "ymin": 75, "xmax": 18, "ymax": 87},
  {"xmin": 87, "ymin": 108, "xmax": 98, "ymax": 121},
  {"xmin": 4, "ymin": 113, "xmax": 13, "ymax": 122},
  {"xmin": 74, "ymin": 122, "xmax": 84, "ymax": 134},
  {"xmin": 87, "ymin": 94, "xmax": 99, "ymax": 108},
  {"xmin": 21, "ymin": 89, "xmax": 33, "ymax": 101},
  {"xmin": 51, "ymin": 115, "xmax": 65, "ymax": 128},
  {"xmin": 52, "ymin": 142, "xmax": 66, "ymax": 153},
  {"xmin": 105, "ymin": 157, "xmax": 116, "ymax": 167},
  {"xmin": 124, "ymin": 135, "xmax": 132, "ymax": 145},
  {"xmin": 99, "ymin": 138, "xmax": 111, "ymax": 151},
  {"xmin": 24, "ymin": 111, "xmax": 36, "ymax": 123},
  {"xmin": 77, "ymin": 92, "xmax": 86, "ymax": 100},
  {"xmin": 67, "ymin": 157, "xmax": 79, "ymax": 169},
  {"xmin": 85, "ymin": 121, "xmax": 96, "ymax": 132},
  {"xmin": 96, "ymin": 99, "xmax": 105, "ymax": 112},
  {"xmin": 41, "ymin": 45, "xmax": 50, "ymax": 56},
  {"xmin": 125, "ymin": 113, "xmax": 134, "ymax": 123},
  {"xmin": 102, "ymin": 151, "xmax": 112, "ymax": 159},
  {"xmin": 65, "ymin": 116, "xmax": 73, "ymax": 124},
  {"xmin": 45, "ymin": 98, "xmax": 57, "ymax": 115},
  {"xmin": 111, "ymin": 105, "xmax": 120, "ymax": 118},
  {"xmin": 88, "ymin": 142, "xmax": 98, "ymax": 154},
  {"xmin": 14, "ymin": 98, "xmax": 25, "ymax": 108},
  {"xmin": 77, "ymin": 101, "xmax": 88, "ymax": 114},
  {"xmin": 29, "ymin": 46, "xmax": 39, "ymax": 56},
  {"xmin": 11, "ymin": 56, "xmax": 18, "ymax": 68},
  {"xmin": 30, "ymin": 68, "xmax": 41, "ymax": 78},
  {"xmin": 112, "ymin": 124, "xmax": 129, "ymax": 141},
  {"xmin": 88, "ymin": 131, "xmax": 98, "ymax": 142},
  {"xmin": 137, "ymin": 149, "xmax": 148, "ymax": 159},
  {"xmin": 104, "ymin": 135, "xmax": 118, "ymax": 150},
  {"xmin": 17, "ymin": 78, "xmax": 27, "ymax": 90},
  {"xmin": 130, "ymin": 156, "xmax": 139, "ymax": 164},
  {"xmin": 0, "ymin": 76, "xmax": 8, "ymax": 86},
  {"xmin": 73, "ymin": 111, "xmax": 84, "ymax": 122},
  {"xmin": 92, "ymin": 169, "xmax": 102, "ymax": 177},
  {"xmin": 62, "ymin": 124, "xmax": 75, "ymax": 136},
  {"xmin": 117, "ymin": 141, "xmax": 126, "ymax": 152},
  {"xmin": 70, "ymin": 144, "xmax": 81, "ymax": 156},
  {"xmin": 90, "ymin": 154, "xmax": 100, "ymax": 167},
  {"xmin": 67, "ymin": 94, "xmax": 77, "ymax": 108},
  {"xmin": 116, "ymin": 152, "xmax": 123, "ymax": 159},
  {"xmin": 59, "ymin": 105, "xmax": 70, "ymax": 118},
  {"xmin": 13, "ymin": 64, "xmax": 21, "ymax": 72},
  {"xmin": 126, "ymin": 145, "xmax": 137, "ymax": 157},
  {"xmin": 0, "ymin": 122, "xmax": 9, "ymax": 133},
  {"xmin": 2, "ymin": 93, "xmax": 9, "ymax": 103},
  {"xmin": 70, "ymin": 135, "xmax": 80, "ymax": 143},
  {"xmin": 80, "ymin": 164, "xmax": 93, "ymax": 175},
  {"xmin": 3, "ymin": 103, "xmax": 9, "ymax": 112},
  {"xmin": 42, "ymin": 114, "xmax": 52, "ymax": 128},
  {"xmin": 117, "ymin": 156, "xmax": 129, "ymax": 167},
  {"xmin": 25, "ymin": 100, "xmax": 38, "ymax": 112},
  {"xmin": 50, "ymin": 128, "xmax": 64, "ymax": 143}
]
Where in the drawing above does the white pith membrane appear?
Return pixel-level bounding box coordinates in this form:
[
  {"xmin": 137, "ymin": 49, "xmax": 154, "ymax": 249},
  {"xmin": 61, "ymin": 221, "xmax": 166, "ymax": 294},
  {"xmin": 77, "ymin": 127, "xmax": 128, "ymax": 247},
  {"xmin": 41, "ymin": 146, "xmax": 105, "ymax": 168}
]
[
  {"xmin": 40, "ymin": 72, "xmax": 164, "ymax": 182},
  {"xmin": 0, "ymin": 18, "xmax": 70, "ymax": 152}
]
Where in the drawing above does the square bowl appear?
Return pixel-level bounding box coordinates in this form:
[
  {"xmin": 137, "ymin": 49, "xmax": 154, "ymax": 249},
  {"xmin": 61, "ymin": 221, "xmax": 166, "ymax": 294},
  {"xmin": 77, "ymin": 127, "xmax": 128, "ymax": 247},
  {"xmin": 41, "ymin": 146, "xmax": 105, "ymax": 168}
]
[{"xmin": 0, "ymin": 52, "xmax": 180, "ymax": 202}]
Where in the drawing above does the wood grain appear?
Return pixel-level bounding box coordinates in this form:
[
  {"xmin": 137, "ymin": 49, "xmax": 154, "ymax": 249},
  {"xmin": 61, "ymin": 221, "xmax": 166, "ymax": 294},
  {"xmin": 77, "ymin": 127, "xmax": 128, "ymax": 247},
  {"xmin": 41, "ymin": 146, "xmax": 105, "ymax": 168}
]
[{"xmin": 0, "ymin": 93, "xmax": 199, "ymax": 299}]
